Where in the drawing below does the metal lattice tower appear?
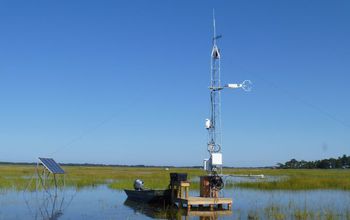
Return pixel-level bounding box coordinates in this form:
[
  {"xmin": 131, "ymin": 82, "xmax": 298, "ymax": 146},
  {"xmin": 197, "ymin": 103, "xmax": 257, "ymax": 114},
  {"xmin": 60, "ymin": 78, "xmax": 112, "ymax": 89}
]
[
  {"xmin": 206, "ymin": 11, "xmax": 223, "ymax": 174},
  {"xmin": 204, "ymin": 10, "xmax": 252, "ymax": 175},
  {"xmin": 208, "ymin": 20, "xmax": 222, "ymax": 153}
]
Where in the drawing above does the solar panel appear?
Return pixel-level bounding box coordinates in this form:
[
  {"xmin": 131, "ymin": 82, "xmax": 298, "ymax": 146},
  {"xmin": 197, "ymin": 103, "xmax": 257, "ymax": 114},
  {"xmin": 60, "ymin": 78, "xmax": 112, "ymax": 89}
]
[{"xmin": 39, "ymin": 157, "xmax": 65, "ymax": 174}]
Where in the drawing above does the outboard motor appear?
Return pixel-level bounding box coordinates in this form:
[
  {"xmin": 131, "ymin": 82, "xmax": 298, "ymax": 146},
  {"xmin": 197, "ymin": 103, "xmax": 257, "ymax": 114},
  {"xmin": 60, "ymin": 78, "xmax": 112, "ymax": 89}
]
[{"xmin": 133, "ymin": 179, "xmax": 144, "ymax": 191}]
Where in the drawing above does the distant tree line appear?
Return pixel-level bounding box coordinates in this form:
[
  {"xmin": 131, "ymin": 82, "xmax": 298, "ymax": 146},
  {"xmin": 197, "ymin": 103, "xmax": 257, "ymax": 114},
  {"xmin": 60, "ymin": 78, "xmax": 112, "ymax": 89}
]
[{"xmin": 277, "ymin": 155, "xmax": 350, "ymax": 169}]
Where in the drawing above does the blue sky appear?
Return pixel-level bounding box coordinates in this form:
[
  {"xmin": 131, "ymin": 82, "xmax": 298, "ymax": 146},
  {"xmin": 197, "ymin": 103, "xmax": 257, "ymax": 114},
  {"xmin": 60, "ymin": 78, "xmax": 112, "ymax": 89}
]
[{"xmin": 0, "ymin": 0, "xmax": 349, "ymax": 166}]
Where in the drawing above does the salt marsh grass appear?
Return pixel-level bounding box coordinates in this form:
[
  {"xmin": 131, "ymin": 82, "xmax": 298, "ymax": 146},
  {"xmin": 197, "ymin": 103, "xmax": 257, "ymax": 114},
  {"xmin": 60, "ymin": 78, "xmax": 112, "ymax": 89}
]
[
  {"xmin": 0, "ymin": 165, "xmax": 349, "ymax": 191},
  {"xmin": 228, "ymin": 169, "xmax": 350, "ymax": 190}
]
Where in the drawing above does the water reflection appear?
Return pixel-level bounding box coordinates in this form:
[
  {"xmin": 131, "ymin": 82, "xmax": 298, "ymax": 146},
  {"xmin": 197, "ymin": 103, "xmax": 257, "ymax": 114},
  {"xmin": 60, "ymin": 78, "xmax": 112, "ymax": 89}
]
[
  {"xmin": 124, "ymin": 199, "xmax": 176, "ymax": 219},
  {"xmin": 123, "ymin": 199, "xmax": 232, "ymax": 220},
  {"xmin": 24, "ymin": 188, "xmax": 76, "ymax": 220},
  {"xmin": 22, "ymin": 163, "xmax": 78, "ymax": 220}
]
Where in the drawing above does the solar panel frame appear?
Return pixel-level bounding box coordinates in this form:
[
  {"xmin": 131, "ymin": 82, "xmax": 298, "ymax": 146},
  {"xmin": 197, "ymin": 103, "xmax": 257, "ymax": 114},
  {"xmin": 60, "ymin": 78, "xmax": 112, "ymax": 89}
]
[{"xmin": 39, "ymin": 157, "xmax": 65, "ymax": 174}]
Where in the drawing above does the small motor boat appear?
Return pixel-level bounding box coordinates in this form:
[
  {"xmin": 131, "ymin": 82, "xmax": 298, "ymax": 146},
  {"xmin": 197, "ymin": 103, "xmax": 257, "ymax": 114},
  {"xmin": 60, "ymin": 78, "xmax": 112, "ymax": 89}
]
[{"xmin": 124, "ymin": 179, "xmax": 171, "ymax": 203}]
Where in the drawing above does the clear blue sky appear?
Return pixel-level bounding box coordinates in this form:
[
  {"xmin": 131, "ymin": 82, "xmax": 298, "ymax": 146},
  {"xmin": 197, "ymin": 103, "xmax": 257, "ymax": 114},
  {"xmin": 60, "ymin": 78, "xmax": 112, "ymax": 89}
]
[{"xmin": 1, "ymin": 0, "xmax": 349, "ymax": 167}]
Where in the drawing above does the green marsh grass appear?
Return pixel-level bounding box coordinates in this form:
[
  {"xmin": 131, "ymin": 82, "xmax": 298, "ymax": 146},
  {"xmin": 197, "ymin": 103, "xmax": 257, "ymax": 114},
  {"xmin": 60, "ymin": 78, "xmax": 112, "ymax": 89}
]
[
  {"xmin": 0, "ymin": 165, "xmax": 205, "ymax": 191},
  {"xmin": 261, "ymin": 203, "xmax": 350, "ymax": 220},
  {"xmin": 229, "ymin": 169, "xmax": 350, "ymax": 190},
  {"xmin": 1, "ymin": 165, "xmax": 350, "ymax": 191}
]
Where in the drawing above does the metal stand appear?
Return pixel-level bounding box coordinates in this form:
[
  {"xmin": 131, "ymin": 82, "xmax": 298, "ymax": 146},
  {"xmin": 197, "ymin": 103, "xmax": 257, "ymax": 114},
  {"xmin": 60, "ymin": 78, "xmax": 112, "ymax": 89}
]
[{"xmin": 24, "ymin": 157, "xmax": 75, "ymax": 219}]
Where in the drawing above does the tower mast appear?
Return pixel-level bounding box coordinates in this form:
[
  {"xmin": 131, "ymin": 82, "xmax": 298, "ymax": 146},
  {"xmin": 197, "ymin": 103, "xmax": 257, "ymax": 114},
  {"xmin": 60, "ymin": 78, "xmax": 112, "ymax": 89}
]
[
  {"xmin": 206, "ymin": 10, "xmax": 223, "ymax": 174},
  {"xmin": 204, "ymin": 10, "xmax": 252, "ymax": 175}
]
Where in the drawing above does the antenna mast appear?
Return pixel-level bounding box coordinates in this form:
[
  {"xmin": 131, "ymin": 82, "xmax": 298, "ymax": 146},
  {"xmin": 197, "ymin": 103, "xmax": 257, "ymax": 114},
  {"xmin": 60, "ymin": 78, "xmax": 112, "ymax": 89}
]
[{"xmin": 204, "ymin": 10, "xmax": 252, "ymax": 175}]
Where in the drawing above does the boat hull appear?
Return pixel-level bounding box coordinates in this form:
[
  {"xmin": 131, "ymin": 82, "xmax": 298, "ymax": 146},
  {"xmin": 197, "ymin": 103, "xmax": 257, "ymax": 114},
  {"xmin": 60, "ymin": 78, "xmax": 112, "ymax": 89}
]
[{"xmin": 124, "ymin": 189, "xmax": 171, "ymax": 203}]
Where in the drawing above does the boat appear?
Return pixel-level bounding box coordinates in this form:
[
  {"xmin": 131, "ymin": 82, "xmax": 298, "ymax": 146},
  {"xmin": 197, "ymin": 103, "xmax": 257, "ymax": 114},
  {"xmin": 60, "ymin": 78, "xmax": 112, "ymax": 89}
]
[{"xmin": 124, "ymin": 189, "xmax": 171, "ymax": 203}]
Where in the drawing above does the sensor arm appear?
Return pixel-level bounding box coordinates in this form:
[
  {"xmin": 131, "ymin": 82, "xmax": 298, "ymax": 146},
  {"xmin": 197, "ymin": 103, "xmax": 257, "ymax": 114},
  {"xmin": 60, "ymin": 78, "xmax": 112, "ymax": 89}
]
[
  {"xmin": 225, "ymin": 83, "xmax": 242, "ymax": 89},
  {"xmin": 225, "ymin": 80, "xmax": 252, "ymax": 92}
]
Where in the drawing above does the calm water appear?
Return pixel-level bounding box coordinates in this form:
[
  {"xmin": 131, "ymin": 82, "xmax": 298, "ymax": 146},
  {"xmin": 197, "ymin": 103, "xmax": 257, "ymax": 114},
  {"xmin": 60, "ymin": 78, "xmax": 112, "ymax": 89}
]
[{"xmin": 0, "ymin": 185, "xmax": 350, "ymax": 219}]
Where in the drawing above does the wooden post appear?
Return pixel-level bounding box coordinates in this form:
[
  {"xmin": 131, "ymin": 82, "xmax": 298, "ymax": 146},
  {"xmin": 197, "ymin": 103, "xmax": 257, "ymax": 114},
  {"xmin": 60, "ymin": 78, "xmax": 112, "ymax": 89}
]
[
  {"xmin": 200, "ymin": 176, "xmax": 210, "ymax": 197},
  {"xmin": 211, "ymin": 189, "xmax": 219, "ymax": 198}
]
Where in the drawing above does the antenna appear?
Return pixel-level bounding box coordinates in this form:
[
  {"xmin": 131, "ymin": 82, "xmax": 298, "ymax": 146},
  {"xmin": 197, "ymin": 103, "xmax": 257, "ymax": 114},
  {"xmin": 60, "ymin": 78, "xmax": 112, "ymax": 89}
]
[
  {"xmin": 204, "ymin": 10, "xmax": 252, "ymax": 175},
  {"xmin": 212, "ymin": 9, "xmax": 222, "ymax": 45},
  {"xmin": 213, "ymin": 9, "xmax": 216, "ymax": 43}
]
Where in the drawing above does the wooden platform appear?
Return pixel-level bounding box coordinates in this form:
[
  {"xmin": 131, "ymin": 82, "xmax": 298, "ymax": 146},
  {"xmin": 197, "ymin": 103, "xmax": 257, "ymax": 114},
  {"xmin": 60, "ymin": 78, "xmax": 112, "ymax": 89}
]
[
  {"xmin": 169, "ymin": 179, "xmax": 232, "ymax": 212},
  {"xmin": 176, "ymin": 196, "xmax": 232, "ymax": 211}
]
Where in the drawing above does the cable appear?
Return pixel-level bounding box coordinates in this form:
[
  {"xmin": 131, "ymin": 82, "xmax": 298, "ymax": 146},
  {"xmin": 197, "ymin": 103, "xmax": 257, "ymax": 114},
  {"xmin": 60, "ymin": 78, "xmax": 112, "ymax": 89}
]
[
  {"xmin": 246, "ymin": 72, "xmax": 350, "ymax": 130},
  {"xmin": 48, "ymin": 100, "xmax": 135, "ymax": 156}
]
